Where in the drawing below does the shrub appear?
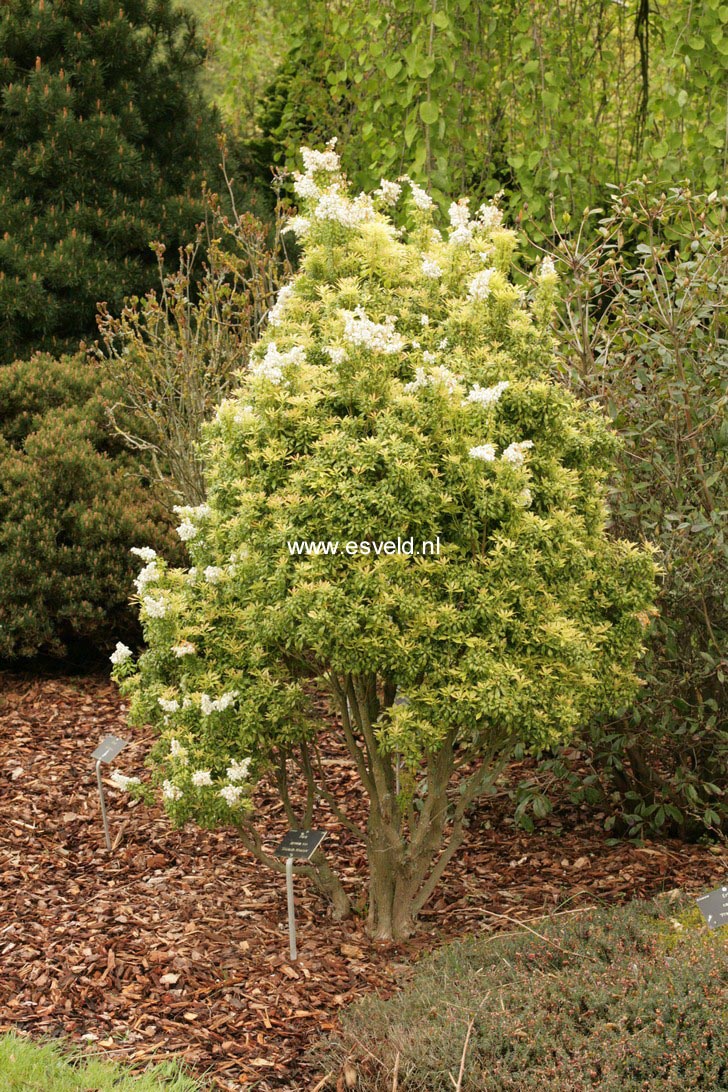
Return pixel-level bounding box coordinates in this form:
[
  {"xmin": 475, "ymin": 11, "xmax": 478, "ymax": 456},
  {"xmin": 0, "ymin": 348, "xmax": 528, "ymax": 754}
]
[
  {"xmin": 541, "ymin": 181, "xmax": 727, "ymax": 839},
  {"xmin": 0, "ymin": 0, "xmax": 220, "ymax": 363},
  {"xmin": 315, "ymin": 896, "xmax": 728, "ymax": 1091},
  {"xmin": 112, "ymin": 144, "xmax": 655, "ymax": 940},
  {"xmin": 0, "ymin": 353, "xmax": 180, "ymax": 659}
]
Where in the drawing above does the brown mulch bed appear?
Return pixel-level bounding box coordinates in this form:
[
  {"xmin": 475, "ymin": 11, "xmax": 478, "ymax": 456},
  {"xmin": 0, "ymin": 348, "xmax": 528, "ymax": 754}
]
[{"xmin": 0, "ymin": 669, "xmax": 725, "ymax": 1090}]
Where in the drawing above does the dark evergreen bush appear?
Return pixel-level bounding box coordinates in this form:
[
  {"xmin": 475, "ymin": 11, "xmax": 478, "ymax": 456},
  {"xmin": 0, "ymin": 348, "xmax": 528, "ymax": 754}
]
[
  {"xmin": 0, "ymin": 353, "xmax": 181, "ymax": 659},
  {"xmin": 0, "ymin": 0, "xmax": 220, "ymax": 363}
]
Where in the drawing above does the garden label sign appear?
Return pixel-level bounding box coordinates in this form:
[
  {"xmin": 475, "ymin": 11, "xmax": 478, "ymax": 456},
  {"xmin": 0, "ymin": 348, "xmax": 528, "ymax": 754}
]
[
  {"xmin": 696, "ymin": 885, "xmax": 728, "ymax": 929},
  {"xmin": 92, "ymin": 734, "xmax": 128, "ymax": 852},
  {"xmin": 273, "ymin": 830, "xmax": 328, "ymax": 960}
]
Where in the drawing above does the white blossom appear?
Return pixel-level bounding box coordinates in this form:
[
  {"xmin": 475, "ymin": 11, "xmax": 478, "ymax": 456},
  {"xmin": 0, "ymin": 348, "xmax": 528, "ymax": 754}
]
[
  {"xmin": 404, "ymin": 365, "xmax": 459, "ymax": 395},
  {"xmin": 341, "ymin": 307, "xmax": 405, "ymax": 355},
  {"xmin": 411, "ymin": 340, "xmax": 421, "ymax": 349},
  {"xmin": 374, "ymin": 178, "xmax": 401, "ymax": 205},
  {"xmin": 438, "ymin": 337, "xmax": 449, "ymax": 350},
  {"xmin": 170, "ymin": 738, "xmax": 188, "ymax": 763},
  {"xmin": 158, "ymin": 697, "xmax": 179, "ymax": 713},
  {"xmin": 267, "ymin": 283, "xmax": 295, "ymax": 327},
  {"xmin": 540, "ymin": 255, "xmax": 557, "ymax": 279},
  {"xmin": 219, "ymin": 784, "xmax": 244, "ymax": 807},
  {"xmin": 172, "ymin": 641, "xmax": 196, "ymax": 657},
  {"xmin": 408, "ymin": 179, "xmax": 434, "ymax": 210},
  {"xmin": 469, "ymin": 443, "xmax": 497, "ymax": 462},
  {"xmin": 292, "ymin": 173, "xmax": 320, "ymax": 200},
  {"xmin": 176, "ymin": 519, "xmax": 197, "ymax": 542},
  {"xmin": 186, "ymin": 567, "xmax": 198, "ymax": 584},
  {"xmin": 134, "ymin": 560, "xmax": 159, "ymax": 594},
  {"xmin": 227, "ymin": 757, "xmax": 251, "ymax": 782},
  {"xmin": 162, "ymin": 780, "xmax": 182, "ymax": 802},
  {"xmin": 422, "ymin": 350, "xmax": 436, "ymax": 364},
  {"xmin": 200, "ymin": 691, "xmax": 239, "ymax": 716},
  {"xmin": 301, "ymin": 142, "xmax": 340, "ymax": 173},
  {"xmin": 109, "ymin": 641, "xmax": 132, "ymax": 666},
  {"xmin": 403, "ymin": 367, "xmax": 428, "ymax": 393},
  {"xmin": 282, "ymin": 216, "xmax": 310, "ymax": 237},
  {"xmin": 517, "ymin": 488, "xmax": 533, "ymax": 507},
  {"xmin": 477, "ymin": 202, "xmax": 504, "ymax": 230},
  {"xmin": 233, "ymin": 404, "xmax": 255, "ymax": 426},
  {"xmin": 109, "ymin": 771, "xmax": 140, "ymax": 790},
  {"xmin": 173, "ymin": 504, "xmax": 211, "ymax": 520},
  {"xmin": 468, "ymin": 267, "xmax": 496, "ymax": 301},
  {"xmin": 314, "ymin": 186, "xmax": 376, "ymax": 228},
  {"xmin": 464, "ymin": 381, "xmax": 509, "ymax": 407},
  {"xmin": 143, "ymin": 595, "xmax": 167, "ymax": 618},
  {"xmin": 250, "ymin": 341, "xmax": 306, "ymax": 385},
  {"xmin": 449, "ymin": 199, "xmax": 474, "ymax": 245},
  {"xmin": 420, "ymin": 314, "xmax": 430, "ymax": 326},
  {"xmin": 204, "ymin": 565, "xmax": 224, "ymax": 584},
  {"xmin": 130, "ymin": 546, "xmax": 156, "ymax": 563},
  {"xmin": 421, "ymin": 257, "xmax": 442, "ymax": 279},
  {"xmin": 192, "ymin": 770, "xmax": 213, "ymax": 787},
  {"xmin": 325, "ymin": 346, "xmax": 347, "ymax": 365},
  {"xmin": 501, "ymin": 440, "xmax": 534, "ymax": 465}
]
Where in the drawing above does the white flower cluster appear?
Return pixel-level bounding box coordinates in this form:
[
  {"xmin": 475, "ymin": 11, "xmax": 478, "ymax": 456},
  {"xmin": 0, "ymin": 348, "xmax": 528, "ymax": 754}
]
[
  {"xmin": 422, "ymin": 350, "xmax": 436, "ymax": 364},
  {"xmin": 325, "ymin": 346, "xmax": 347, "ymax": 365},
  {"xmin": 477, "ymin": 202, "xmax": 504, "ymax": 230},
  {"xmin": 420, "ymin": 314, "xmax": 430, "ymax": 326},
  {"xmin": 109, "ymin": 771, "xmax": 140, "ymax": 790},
  {"xmin": 173, "ymin": 503, "xmax": 211, "ymax": 543},
  {"xmin": 162, "ymin": 779, "xmax": 182, "ymax": 802},
  {"xmin": 170, "ymin": 738, "xmax": 188, "ymax": 764},
  {"xmin": 464, "ymin": 381, "xmax": 509, "ymax": 407},
  {"xmin": 448, "ymin": 199, "xmax": 473, "ymax": 246},
  {"xmin": 204, "ymin": 565, "xmax": 223, "ymax": 584},
  {"xmin": 192, "ymin": 769, "xmax": 213, "ymax": 787},
  {"xmin": 468, "ymin": 439, "xmax": 534, "ymax": 465},
  {"xmin": 200, "ymin": 691, "xmax": 239, "ymax": 716},
  {"xmin": 233, "ymin": 404, "xmax": 255, "ymax": 426},
  {"xmin": 467, "ymin": 267, "xmax": 496, "ymax": 301},
  {"xmin": 408, "ymin": 179, "xmax": 434, "ymax": 211},
  {"xmin": 250, "ymin": 341, "xmax": 306, "ymax": 386},
  {"xmin": 501, "ymin": 440, "xmax": 534, "ymax": 465},
  {"xmin": 517, "ymin": 488, "xmax": 533, "ymax": 507},
  {"xmin": 172, "ymin": 641, "xmax": 196, "ymax": 657},
  {"xmin": 341, "ymin": 307, "xmax": 405, "ymax": 355},
  {"xmin": 267, "ymin": 283, "xmax": 295, "ymax": 327},
  {"xmin": 227, "ymin": 757, "xmax": 251, "ymax": 782},
  {"xmin": 404, "ymin": 365, "xmax": 459, "ymax": 395},
  {"xmin": 374, "ymin": 178, "xmax": 402, "ymax": 206},
  {"xmin": 469, "ymin": 443, "xmax": 497, "ymax": 462},
  {"xmin": 281, "ymin": 216, "xmax": 310, "ymax": 238},
  {"xmin": 301, "ymin": 142, "xmax": 340, "ymax": 173},
  {"xmin": 421, "ymin": 257, "xmax": 442, "ymax": 279},
  {"xmin": 158, "ymin": 697, "xmax": 179, "ymax": 713},
  {"xmin": 314, "ymin": 187, "xmax": 376, "ymax": 228},
  {"xmin": 540, "ymin": 255, "xmax": 556, "ymax": 279},
  {"xmin": 135, "ymin": 560, "xmax": 159, "ymax": 595},
  {"xmin": 219, "ymin": 784, "xmax": 244, "ymax": 807},
  {"xmin": 109, "ymin": 641, "xmax": 132, "ymax": 665},
  {"xmin": 292, "ymin": 173, "xmax": 320, "ymax": 201},
  {"xmin": 130, "ymin": 546, "xmax": 156, "ymax": 563},
  {"xmin": 143, "ymin": 595, "xmax": 167, "ymax": 618}
]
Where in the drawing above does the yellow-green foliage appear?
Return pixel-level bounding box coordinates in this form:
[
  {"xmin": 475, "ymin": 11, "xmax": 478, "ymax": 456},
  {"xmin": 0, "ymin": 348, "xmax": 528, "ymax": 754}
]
[{"xmin": 113, "ymin": 146, "xmax": 656, "ymax": 837}]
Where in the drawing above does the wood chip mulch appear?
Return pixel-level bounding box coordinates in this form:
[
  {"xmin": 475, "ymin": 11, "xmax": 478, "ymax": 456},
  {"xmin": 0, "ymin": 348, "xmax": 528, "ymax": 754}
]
[{"xmin": 0, "ymin": 669, "xmax": 725, "ymax": 1090}]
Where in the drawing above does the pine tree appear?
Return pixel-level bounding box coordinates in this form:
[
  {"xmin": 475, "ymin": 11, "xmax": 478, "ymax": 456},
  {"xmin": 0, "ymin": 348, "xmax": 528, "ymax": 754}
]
[{"xmin": 0, "ymin": 0, "xmax": 219, "ymax": 363}]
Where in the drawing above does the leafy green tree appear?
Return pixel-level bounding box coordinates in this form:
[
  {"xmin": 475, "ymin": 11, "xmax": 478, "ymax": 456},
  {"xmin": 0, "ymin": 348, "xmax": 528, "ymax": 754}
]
[
  {"xmin": 0, "ymin": 0, "xmax": 219, "ymax": 363},
  {"xmin": 113, "ymin": 146, "xmax": 655, "ymax": 940}
]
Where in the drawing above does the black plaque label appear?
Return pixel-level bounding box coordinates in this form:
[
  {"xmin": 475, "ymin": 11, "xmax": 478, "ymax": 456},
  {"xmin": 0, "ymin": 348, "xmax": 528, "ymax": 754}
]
[
  {"xmin": 696, "ymin": 885, "xmax": 728, "ymax": 930},
  {"xmin": 273, "ymin": 829, "xmax": 328, "ymax": 861},
  {"xmin": 92, "ymin": 735, "xmax": 128, "ymax": 764}
]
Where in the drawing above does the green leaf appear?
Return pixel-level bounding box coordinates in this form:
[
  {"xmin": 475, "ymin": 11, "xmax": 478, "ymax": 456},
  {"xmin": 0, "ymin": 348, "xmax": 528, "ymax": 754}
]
[{"xmin": 419, "ymin": 100, "xmax": 439, "ymax": 125}]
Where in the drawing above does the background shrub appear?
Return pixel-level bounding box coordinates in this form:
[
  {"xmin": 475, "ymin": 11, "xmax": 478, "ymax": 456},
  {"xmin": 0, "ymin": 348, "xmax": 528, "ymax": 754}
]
[
  {"xmin": 315, "ymin": 896, "xmax": 728, "ymax": 1091},
  {"xmin": 0, "ymin": 353, "xmax": 181, "ymax": 659},
  {"xmin": 0, "ymin": 0, "xmax": 220, "ymax": 363}
]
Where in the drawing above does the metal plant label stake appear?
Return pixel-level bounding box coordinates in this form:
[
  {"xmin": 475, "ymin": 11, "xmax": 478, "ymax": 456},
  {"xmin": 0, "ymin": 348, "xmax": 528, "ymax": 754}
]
[
  {"xmin": 92, "ymin": 735, "xmax": 128, "ymax": 851},
  {"xmin": 273, "ymin": 829, "xmax": 328, "ymax": 960}
]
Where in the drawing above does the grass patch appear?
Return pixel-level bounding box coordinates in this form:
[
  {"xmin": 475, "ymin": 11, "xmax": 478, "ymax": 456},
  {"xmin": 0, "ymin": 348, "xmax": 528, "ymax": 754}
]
[
  {"xmin": 0, "ymin": 1033, "xmax": 204, "ymax": 1091},
  {"xmin": 315, "ymin": 896, "xmax": 728, "ymax": 1090}
]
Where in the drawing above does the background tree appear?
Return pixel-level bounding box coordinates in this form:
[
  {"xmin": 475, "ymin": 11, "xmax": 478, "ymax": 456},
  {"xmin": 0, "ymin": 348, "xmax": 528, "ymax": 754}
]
[
  {"xmin": 0, "ymin": 0, "xmax": 220, "ymax": 363},
  {"xmin": 113, "ymin": 147, "xmax": 656, "ymax": 940}
]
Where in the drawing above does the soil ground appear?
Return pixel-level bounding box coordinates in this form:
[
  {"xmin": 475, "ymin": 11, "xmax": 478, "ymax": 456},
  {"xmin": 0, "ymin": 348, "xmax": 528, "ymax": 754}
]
[{"xmin": 1, "ymin": 670, "xmax": 725, "ymax": 1089}]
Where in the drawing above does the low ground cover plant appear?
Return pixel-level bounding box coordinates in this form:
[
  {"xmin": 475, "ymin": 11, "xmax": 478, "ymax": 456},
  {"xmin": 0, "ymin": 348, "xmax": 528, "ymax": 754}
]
[
  {"xmin": 0, "ymin": 1032, "xmax": 202, "ymax": 1091},
  {"xmin": 316, "ymin": 896, "xmax": 728, "ymax": 1091}
]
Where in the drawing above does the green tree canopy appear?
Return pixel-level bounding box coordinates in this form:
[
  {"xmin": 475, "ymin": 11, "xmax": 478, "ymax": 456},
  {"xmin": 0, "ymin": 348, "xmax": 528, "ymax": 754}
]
[
  {"xmin": 114, "ymin": 146, "xmax": 656, "ymax": 940},
  {"xmin": 0, "ymin": 0, "xmax": 219, "ymax": 362}
]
